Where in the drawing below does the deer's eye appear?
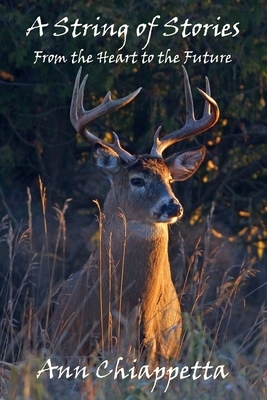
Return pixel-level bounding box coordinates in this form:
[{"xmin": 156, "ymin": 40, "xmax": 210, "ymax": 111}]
[{"xmin": 130, "ymin": 178, "xmax": 145, "ymax": 187}]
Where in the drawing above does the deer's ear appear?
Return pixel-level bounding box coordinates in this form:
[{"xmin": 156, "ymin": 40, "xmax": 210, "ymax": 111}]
[
  {"xmin": 92, "ymin": 144, "xmax": 122, "ymax": 179},
  {"xmin": 164, "ymin": 146, "xmax": 206, "ymax": 181}
]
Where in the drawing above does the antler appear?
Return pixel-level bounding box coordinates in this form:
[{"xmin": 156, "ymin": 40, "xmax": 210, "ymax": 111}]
[
  {"xmin": 70, "ymin": 67, "xmax": 142, "ymax": 163},
  {"xmin": 150, "ymin": 66, "xmax": 220, "ymax": 157}
]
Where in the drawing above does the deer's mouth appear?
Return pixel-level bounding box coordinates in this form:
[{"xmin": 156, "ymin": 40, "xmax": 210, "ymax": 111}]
[{"xmin": 153, "ymin": 200, "xmax": 183, "ymax": 223}]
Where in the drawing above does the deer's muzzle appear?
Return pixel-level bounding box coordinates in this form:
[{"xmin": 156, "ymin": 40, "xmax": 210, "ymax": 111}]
[{"xmin": 161, "ymin": 199, "xmax": 183, "ymax": 220}]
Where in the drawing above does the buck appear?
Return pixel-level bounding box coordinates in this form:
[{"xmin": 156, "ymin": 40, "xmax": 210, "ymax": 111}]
[{"xmin": 52, "ymin": 67, "xmax": 219, "ymax": 363}]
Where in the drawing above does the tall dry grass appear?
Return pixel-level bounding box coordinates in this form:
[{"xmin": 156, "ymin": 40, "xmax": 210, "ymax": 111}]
[{"xmin": 0, "ymin": 186, "xmax": 266, "ymax": 399}]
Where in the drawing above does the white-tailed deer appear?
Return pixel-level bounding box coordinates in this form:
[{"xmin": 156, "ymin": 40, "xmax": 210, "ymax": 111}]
[{"xmin": 52, "ymin": 67, "xmax": 219, "ymax": 364}]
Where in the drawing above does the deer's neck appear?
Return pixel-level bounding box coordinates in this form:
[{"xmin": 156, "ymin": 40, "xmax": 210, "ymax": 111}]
[
  {"xmin": 98, "ymin": 207, "xmax": 171, "ymax": 310},
  {"xmin": 101, "ymin": 211, "xmax": 170, "ymax": 266}
]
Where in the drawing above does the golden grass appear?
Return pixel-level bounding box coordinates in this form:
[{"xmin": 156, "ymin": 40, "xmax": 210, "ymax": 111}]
[{"xmin": 0, "ymin": 186, "xmax": 266, "ymax": 399}]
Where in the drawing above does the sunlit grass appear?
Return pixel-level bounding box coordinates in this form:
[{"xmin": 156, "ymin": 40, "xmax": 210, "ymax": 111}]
[{"xmin": 0, "ymin": 188, "xmax": 266, "ymax": 399}]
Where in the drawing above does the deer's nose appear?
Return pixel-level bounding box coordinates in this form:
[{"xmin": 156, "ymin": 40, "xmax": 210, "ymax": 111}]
[{"xmin": 161, "ymin": 199, "xmax": 183, "ymax": 218}]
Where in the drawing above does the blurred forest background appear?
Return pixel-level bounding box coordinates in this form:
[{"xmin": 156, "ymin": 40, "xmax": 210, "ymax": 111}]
[{"xmin": 0, "ymin": 0, "xmax": 267, "ymax": 355}]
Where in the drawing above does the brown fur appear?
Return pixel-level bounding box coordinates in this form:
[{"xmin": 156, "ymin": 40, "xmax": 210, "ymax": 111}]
[{"xmin": 52, "ymin": 156, "xmax": 183, "ymax": 362}]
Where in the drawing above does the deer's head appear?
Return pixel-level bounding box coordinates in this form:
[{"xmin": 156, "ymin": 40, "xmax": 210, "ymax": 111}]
[{"xmin": 70, "ymin": 68, "xmax": 219, "ymax": 225}]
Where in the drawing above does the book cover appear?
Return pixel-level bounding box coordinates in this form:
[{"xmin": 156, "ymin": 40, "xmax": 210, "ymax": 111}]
[{"xmin": 0, "ymin": 1, "xmax": 266, "ymax": 398}]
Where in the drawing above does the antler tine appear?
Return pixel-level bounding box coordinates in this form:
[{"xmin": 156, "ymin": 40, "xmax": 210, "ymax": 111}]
[
  {"xmin": 150, "ymin": 67, "xmax": 220, "ymax": 158},
  {"xmin": 70, "ymin": 67, "xmax": 141, "ymax": 162},
  {"xmin": 70, "ymin": 66, "xmax": 82, "ymax": 129},
  {"xmin": 203, "ymin": 76, "xmax": 211, "ymax": 115},
  {"xmin": 183, "ymin": 66, "xmax": 195, "ymax": 124}
]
